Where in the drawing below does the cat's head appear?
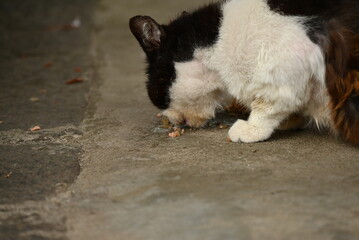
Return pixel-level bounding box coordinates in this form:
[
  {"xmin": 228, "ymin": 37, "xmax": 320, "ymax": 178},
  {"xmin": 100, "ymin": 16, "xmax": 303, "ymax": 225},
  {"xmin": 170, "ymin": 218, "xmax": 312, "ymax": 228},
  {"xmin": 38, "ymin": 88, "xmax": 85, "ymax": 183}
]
[{"xmin": 129, "ymin": 14, "xmax": 228, "ymax": 127}]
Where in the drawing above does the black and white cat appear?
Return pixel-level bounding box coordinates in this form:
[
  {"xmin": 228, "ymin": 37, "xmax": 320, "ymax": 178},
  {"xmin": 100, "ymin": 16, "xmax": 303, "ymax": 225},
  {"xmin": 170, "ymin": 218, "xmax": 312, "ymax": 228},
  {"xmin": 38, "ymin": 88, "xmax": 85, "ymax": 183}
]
[{"xmin": 129, "ymin": 0, "xmax": 359, "ymax": 145}]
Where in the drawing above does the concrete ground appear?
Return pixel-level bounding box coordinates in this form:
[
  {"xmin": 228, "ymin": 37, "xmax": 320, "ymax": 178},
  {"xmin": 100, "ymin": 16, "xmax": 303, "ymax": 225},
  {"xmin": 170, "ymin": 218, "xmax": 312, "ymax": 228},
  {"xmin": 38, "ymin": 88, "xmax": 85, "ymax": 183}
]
[{"xmin": 1, "ymin": 0, "xmax": 359, "ymax": 240}]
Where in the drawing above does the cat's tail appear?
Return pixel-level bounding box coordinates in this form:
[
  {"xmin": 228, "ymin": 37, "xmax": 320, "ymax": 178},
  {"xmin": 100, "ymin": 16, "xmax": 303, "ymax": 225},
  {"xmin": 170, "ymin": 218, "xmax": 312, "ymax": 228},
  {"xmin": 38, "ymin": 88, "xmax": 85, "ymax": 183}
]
[{"xmin": 325, "ymin": 20, "xmax": 359, "ymax": 145}]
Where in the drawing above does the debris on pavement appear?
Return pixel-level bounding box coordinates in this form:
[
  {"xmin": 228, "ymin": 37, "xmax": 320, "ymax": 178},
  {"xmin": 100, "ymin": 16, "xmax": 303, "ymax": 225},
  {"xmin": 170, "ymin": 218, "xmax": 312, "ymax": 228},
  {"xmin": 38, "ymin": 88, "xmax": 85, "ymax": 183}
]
[
  {"xmin": 38, "ymin": 89, "xmax": 47, "ymax": 94},
  {"xmin": 43, "ymin": 62, "xmax": 53, "ymax": 68},
  {"xmin": 158, "ymin": 115, "xmax": 186, "ymax": 138},
  {"xmin": 46, "ymin": 17, "xmax": 82, "ymax": 31},
  {"xmin": 0, "ymin": 121, "xmax": 3, "ymax": 124},
  {"xmin": 30, "ymin": 126, "xmax": 41, "ymax": 132},
  {"xmin": 4, "ymin": 171, "xmax": 12, "ymax": 179},
  {"xmin": 157, "ymin": 113, "xmax": 235, "ymax": 139},
  {"xmin": 70, "ymin": 17, "xmax": 82, "ymax": 29},
  {"xmin": 169, "ymin": 130, "xmax": 181, "ymax": 138},
  {"xmin": 74, "ymin": 67, "xmax": 82, "ymax": 73},
  {"xmin": 168, "ymin": 126, "xmax": 186, "ymax": 138},
  {"xmin": 219, "ymin": 124, "xmax": 229, "ymax": 129},
  {"xmin": 30, "ymin": 97, "xmax": 39, "ymax": 102},
  {"xmin": 66, "ymin": 78, "xmax": 84, "ymax": 85}
]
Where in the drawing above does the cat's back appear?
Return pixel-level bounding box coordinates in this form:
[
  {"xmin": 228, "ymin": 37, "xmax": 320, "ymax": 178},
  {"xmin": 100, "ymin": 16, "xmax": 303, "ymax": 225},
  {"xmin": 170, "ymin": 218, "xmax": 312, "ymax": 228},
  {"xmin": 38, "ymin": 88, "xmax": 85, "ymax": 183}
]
[
  {"xmin": 215, "ymin": 0, "xmax": 322, "ymax": 77},
  {"xmin": 208, "ymin": 0, "xmax": 327, "ymax": 109}
]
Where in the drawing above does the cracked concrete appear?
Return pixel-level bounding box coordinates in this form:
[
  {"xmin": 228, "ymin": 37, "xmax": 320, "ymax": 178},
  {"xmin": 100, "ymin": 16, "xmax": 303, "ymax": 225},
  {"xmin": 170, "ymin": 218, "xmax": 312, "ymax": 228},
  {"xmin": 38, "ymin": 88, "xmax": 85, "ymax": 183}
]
[
  {"xmin": 1, "ymin": 0, "xmax": 359, "ymax": 240},
  {"xmin": 0, "ymin": 0, "xmax": 93, "ymax": 239}
]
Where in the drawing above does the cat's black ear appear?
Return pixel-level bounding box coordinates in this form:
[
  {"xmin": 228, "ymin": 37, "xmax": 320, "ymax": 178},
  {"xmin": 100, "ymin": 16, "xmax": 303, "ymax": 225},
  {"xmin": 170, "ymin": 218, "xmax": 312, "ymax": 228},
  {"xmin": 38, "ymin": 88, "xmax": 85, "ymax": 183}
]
[{"xmin": 129, "ymin": 16, "xmax": 165, "ymax": 52}]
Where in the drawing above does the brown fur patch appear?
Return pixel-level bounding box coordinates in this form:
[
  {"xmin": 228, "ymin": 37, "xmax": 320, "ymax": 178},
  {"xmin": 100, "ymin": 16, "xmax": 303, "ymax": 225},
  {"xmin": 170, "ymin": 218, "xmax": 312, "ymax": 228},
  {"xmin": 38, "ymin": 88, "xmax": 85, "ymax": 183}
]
[
  {"xmin": 324, "ymin": 20, "xmax": 359, "ymax": 145},
  {"xmin": 278, "ymin": 114, "xmax": 307, "ymax": 131},
  {"xmin": 354, "ymin": 71, "xmax": 359, "ymax": 93},
  {"xmin": 225, "ymin": 99, "xmax": 249, "ymax": 114}
]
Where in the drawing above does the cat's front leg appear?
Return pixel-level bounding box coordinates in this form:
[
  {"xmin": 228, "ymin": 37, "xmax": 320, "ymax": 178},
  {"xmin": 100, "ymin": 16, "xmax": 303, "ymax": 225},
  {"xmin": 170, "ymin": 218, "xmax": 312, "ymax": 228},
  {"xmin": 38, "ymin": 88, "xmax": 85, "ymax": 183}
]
[{"xmin": 228, "ymin": 100, "xmax": 291, "ymax": 143}]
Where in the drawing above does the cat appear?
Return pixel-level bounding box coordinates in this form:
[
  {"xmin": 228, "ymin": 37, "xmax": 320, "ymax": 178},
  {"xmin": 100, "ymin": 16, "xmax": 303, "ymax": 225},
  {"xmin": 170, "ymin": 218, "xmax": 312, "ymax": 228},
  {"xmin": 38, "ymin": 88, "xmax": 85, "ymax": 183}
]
[{"xmin": 129, "ymin": 0, "xmax": 359, "ymax": 145}]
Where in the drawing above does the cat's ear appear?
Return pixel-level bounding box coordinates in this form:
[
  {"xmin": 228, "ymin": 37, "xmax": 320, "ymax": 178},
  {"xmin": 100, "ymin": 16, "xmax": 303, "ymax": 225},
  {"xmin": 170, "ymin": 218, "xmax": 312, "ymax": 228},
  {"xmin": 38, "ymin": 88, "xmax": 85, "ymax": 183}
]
[{"xmin": 129, "ymin": 16, "xmax": 165, "ymax": 52}]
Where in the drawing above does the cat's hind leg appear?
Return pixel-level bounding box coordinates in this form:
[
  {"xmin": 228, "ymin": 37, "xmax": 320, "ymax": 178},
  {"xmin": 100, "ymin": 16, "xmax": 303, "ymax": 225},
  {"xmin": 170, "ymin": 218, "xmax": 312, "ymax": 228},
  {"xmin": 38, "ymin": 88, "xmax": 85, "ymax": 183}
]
[{"xmin": 228, "ymin": 99, "xmax": 293, "ymax": 143}]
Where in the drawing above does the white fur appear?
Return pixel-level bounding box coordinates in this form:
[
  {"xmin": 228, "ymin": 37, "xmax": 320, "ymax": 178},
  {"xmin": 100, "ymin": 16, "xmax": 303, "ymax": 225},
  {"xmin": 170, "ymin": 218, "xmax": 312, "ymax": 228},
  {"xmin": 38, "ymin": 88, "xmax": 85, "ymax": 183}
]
[{"xmin": 165, "ymin": 0, "xmax": 331, "ymax": 142}]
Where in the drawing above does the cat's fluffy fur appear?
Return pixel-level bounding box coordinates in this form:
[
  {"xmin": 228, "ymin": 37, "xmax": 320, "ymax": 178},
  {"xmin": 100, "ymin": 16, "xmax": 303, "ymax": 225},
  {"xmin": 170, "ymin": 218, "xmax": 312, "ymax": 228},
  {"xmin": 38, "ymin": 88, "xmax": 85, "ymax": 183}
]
[{"xmin": 129, "ymin": 0, "xmax": 359, "ymax": 145}]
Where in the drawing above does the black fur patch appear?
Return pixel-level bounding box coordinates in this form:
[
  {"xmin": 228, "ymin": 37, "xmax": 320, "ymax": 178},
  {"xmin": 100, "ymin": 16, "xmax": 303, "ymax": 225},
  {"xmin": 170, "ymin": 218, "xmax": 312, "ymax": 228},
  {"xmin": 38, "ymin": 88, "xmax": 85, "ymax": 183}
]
[
  {"xmin": 267, "ymin": 0, "xmax": 343, "ymax": 44},
  {"xmin": 351, "ymin": 94, "xmax": 359, "ymax": 112},
  {"xmin": 267, "ymin": 0, "xmax": 338, "ymax": 16},
  {"xmin": 130, "ymin": 2, "xmax": 223, "ymax": 109}
]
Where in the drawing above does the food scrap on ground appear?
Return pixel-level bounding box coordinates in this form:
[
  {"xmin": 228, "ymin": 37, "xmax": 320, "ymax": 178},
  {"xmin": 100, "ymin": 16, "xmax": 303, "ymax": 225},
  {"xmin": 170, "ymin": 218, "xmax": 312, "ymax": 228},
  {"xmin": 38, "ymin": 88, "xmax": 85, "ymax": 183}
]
[
  {"xmin": 158, "ymin": 114, "xmax": 231, "ymax": 139},
  {"xmin": 43, "ymin": 62, "xmax": 53, "ymax": 68},
  {"xmin": 169, "ymin": 131, "xmax": 181, "ymax": 138},
  {"xmin": 70, "ymin": 17, "xmax": 81, "ymax": 28},
  {"xmin": 4, "ymin": 171, "xmax": 12, "ymax": 179},
  {"xmin": 168, "ymin": 126, "xmax": 186, "ymax": 138},
  {"xmin": 66, "ymin": 78, "xmax": 84, "ymax": 85},
  {"xmin": 46, "ymin": 17, "xmax": 82, "ymax": 31},
  {"xmin": 30, "ymin": 97, "xmax": 39, "ymax": 102},
  {"xmin": 38, "ymin": 89, "xmax": 47, "ymax": 93},
  {"xmin": 30, "ymin": 126, "xmax": 41, "ymax": 132},
  {"xmin": 158, "ymin": 115, "xmax": 186, "ymax": 138}
]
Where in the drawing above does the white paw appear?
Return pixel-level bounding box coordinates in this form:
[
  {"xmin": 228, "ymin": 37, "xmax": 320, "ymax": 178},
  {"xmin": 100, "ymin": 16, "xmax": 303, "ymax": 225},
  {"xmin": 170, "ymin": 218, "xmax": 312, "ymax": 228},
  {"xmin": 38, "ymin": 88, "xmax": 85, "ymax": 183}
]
[{"xmin": 228, "ymin": 120, "xmax": 273, "ymax": 143}]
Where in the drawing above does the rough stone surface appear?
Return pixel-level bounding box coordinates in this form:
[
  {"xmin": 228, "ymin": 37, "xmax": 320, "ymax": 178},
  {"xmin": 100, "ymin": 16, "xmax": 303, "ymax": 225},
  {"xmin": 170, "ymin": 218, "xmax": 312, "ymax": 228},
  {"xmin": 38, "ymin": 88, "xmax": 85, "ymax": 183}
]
[
  {"xmin": 0, "ymin": 0, "xmax": 93, "ymax": 239},
  {"xmin": 1, "ymin": 0, "xmax": 359, "ymax": 240},
  {"xmin": 0, "ymin": 0, "xmax": 93, "ymax": 131},
  {"xmin": 0, "ymin": 142, "xmax": 80, "ymax": 204}
]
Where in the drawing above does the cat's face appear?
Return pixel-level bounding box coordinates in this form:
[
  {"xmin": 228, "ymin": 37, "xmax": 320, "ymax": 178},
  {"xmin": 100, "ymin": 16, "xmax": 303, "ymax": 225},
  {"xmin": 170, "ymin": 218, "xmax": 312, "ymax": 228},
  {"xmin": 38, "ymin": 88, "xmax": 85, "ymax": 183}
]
[
  {"xmin": 129, "ymin": 15, "xmax": 227, "ymax": 127},
  {"xmin": 129, "ymin": 16, "xmax": 174, "ymax": 110}
]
